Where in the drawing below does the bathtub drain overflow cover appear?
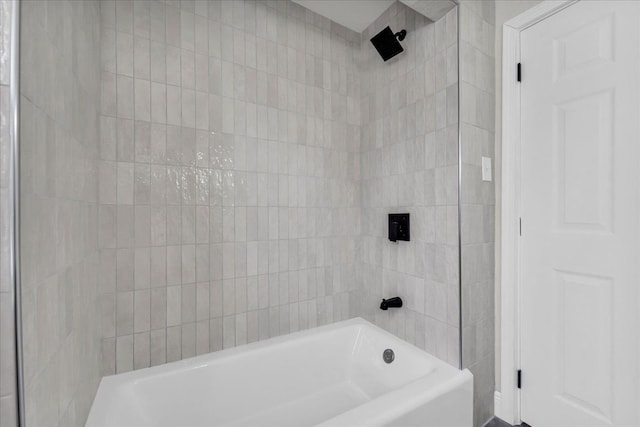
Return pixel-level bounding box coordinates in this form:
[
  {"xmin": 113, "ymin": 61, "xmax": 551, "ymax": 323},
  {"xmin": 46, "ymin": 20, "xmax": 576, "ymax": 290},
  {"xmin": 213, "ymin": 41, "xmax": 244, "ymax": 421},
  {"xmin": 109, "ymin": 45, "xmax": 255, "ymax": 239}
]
[{"xmin": 383, "ymin": 349, "xmax": 395, "ymax": 364}]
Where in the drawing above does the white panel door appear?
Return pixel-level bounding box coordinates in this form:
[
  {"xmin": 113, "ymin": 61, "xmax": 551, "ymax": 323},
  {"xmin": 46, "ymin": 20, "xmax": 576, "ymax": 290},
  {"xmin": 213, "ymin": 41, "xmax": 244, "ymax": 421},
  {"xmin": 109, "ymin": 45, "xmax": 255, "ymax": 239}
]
[{"xmin": 520, "ymin": 1, "xmax": 640, "ymax": 426}]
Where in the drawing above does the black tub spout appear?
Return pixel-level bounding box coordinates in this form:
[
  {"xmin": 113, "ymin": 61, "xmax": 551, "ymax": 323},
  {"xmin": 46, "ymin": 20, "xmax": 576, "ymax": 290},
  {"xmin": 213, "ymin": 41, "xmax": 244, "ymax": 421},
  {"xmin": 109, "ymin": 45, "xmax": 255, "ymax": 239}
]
[{"xmin": 380, "ymin": 297, "xmax": 403, "ymax": 310}]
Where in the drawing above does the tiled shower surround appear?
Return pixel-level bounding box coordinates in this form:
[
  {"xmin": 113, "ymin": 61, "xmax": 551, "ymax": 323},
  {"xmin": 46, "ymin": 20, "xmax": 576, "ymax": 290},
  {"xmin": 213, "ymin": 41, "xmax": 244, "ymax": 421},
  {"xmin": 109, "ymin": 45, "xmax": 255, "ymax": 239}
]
[
  {"xmin": 3, "ymin": 1, "xmax": 498, "ymax": 426},
  {"xmin": 99, "ymin": 0, "xmax": 462, "ymax": 376}
]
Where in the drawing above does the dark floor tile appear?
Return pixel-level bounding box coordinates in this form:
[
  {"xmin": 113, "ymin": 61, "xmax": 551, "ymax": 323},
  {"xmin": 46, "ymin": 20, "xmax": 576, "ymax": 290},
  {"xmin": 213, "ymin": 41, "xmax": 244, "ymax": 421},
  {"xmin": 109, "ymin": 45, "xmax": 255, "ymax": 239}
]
[{"xmin": 483, "ymin": 417, "xmax": 532, "ymax": 427}]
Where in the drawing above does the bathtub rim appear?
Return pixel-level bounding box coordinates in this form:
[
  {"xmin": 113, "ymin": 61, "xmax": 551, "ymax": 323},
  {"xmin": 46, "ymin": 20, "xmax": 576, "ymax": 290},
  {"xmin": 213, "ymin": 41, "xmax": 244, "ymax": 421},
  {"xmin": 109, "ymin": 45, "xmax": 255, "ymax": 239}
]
[
  {"xmin": 87, "ymin": 317, "xmax": 471, "ymax": 427},
  {"xmin": 99, "ymin": 317, "xmax": 461, "ymax": 383}
]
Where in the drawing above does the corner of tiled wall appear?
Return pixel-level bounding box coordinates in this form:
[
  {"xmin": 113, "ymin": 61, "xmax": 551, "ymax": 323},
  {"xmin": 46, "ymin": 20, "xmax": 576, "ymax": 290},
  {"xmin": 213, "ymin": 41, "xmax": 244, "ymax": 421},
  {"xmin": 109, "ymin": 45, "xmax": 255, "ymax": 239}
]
[{"xmin": 459, "ymin": 0, "xmax": 497, "ymax": 425}]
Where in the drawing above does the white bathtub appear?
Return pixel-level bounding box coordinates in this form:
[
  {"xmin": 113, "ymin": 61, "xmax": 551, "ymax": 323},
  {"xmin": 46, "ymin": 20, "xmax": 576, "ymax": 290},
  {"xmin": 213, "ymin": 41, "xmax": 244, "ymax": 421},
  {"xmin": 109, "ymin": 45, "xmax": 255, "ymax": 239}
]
[{"xmin": 87, "ymin": 318, "xmax": 473, "ymax": 427}]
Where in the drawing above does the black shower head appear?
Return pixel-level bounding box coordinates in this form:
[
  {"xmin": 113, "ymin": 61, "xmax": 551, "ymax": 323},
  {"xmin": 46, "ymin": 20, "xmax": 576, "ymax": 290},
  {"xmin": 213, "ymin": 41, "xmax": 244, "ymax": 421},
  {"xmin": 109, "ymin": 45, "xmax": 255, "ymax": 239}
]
[{"xmin": 370, "ymin": 26, "xmax": 407, "ymax": 62}]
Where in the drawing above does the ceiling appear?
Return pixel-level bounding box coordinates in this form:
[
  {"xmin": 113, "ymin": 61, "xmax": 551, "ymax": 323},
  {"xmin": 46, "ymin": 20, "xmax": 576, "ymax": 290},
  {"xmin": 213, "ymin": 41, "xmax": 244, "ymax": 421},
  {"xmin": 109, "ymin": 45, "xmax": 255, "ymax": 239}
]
[{"xmin": 291, "ymin": 0, "xmax": 395, "ymax": 33}]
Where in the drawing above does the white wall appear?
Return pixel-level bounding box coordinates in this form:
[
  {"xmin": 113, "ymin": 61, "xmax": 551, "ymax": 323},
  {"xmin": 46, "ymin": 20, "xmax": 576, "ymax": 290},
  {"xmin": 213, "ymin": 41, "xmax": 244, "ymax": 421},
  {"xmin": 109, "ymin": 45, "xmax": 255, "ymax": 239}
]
[{"xmin": 493, "ymin": 0, "xmax": 541, "ymax": 393}]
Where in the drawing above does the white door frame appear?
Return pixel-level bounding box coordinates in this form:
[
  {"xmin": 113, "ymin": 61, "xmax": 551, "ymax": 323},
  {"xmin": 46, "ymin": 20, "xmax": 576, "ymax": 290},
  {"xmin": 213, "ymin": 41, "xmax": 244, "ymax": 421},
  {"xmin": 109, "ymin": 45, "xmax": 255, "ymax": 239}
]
[{"xmin": 498, "ymin": 1, "xmax": 578, "ymax": 424}]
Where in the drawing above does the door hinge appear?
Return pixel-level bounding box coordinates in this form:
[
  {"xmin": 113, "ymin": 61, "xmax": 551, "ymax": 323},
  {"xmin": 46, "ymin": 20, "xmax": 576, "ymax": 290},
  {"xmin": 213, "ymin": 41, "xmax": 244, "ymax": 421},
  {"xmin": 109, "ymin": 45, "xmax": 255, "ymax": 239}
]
[
  {"xmin": 517, "ymin": 63, "xmax": 522, "ymax": 82},
  {"xmin": 519, "ymin": 217, "xmax": 522, "ymax": 236},
  {"xmin": 517, "ymin": 369, "xmax": 522, "ymax": 389}
]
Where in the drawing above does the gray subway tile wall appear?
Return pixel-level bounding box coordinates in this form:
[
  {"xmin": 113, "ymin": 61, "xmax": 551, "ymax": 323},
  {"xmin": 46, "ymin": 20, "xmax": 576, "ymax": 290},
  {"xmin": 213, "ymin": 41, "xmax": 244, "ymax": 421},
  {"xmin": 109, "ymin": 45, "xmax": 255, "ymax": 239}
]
[
  {"xmin": 354, "ymin": 3, "xmax": 460, "ymax": 368},
  {"xmin": 99, "ymin": 0, "xmax": 463, "ymax": 377},
  {"xmin": 99, "ymin": 0, "xmax": 362, "ymax": 375}
]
